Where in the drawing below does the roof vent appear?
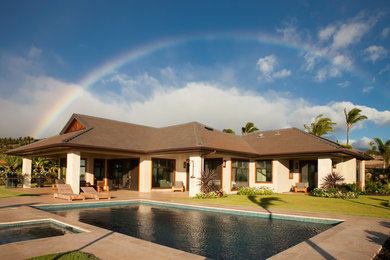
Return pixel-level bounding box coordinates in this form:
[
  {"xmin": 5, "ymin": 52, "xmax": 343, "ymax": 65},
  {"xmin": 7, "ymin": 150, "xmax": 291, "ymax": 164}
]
[
  {"xmin": 258, "ymin": 133, "xmax": 264, "ymax": 138},
  {"xmin": 204, "ymin": 126, "xmax": 214, "ymax": 131}
]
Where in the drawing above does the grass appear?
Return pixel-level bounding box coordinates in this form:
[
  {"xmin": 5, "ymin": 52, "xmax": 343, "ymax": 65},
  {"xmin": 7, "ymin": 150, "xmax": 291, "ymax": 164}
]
[
  {"xmin": 0, "ymin": 186, "xmax": 36, "ymax": 198},
  {"xmin": 26, "ymin": 251, "xmax": 99, "ymax": 260},
  {"xmin": 179, "ymin": 194, "xmax": 390, "ymax": 218}
]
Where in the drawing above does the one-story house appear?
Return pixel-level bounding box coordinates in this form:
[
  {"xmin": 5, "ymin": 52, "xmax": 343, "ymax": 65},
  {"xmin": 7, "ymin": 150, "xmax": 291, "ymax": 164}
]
[{"xmin": 7, "ymin": 113, "xmax": 371, "ymax": 196}]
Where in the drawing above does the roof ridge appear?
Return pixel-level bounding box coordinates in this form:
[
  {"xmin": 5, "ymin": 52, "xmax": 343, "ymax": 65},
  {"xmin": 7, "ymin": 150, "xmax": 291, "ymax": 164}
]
[
  {"xmin": 193, "ymin": 123, "xmax": 203, "ymax": 146},
  {"xmin": 293, "ymin": 128, "xmax": 342, "ymax": 149},
  {"xmin": 62, "ymin": 127, "xmax": 93, "ymax": 143},
  {"xmin": 75, "ymin": 113, "xmax": 158, "ymax": 130}
]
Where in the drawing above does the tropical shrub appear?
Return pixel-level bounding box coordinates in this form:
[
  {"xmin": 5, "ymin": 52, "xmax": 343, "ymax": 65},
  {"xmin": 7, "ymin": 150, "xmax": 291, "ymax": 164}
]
[
  {"xmin": 195, "ymin": 190, "xmax": 227, "ymax": 199},
  {"xmin": 321, "ymin": 172, "xmax": 345, "ymax": 189},
  {"xmin": 311, "ymin": 187, "xmax": 359, "ymax": 199},
  {"xmin": 365, "ymin": 181, "xmax": 390, "ymax": 195},
  {"xmin": 237, "ymin": 186, "xmax": 273, "ymax": 195},
  {"xmin": 199, "ymin": 169, "xmax": 218, "ymax": 193},
  {"xmin": 365, "ymin": 168, "xmax": 390, "ymax": 195}
]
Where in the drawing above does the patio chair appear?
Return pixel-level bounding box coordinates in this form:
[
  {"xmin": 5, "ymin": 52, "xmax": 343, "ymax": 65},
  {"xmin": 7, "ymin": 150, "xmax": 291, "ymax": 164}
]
[
  {"xmin": 81, "ymin": 186, "xmax": 111, "ymax": 200},
  {"xmin": 96, "ymin": 180, "xmax": 109, "ymax": 192},
  {"xmin": 294, "ymin": 182, "xmax": 307, "ymax": 193},
  {"xmin": 53, "ymin": 184, "xmax": 85, "ymax": 201},
  {"xmin": 52, "ymin": 179, "xmax": 65, "ymax": 192},
  {"xmin": 172, "ymin": 181, "xmax": 184, "ymax": 192}
]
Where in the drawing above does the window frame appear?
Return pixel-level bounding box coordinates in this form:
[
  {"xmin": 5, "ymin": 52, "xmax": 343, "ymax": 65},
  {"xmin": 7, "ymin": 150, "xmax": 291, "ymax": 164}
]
[
  {"xmin": 151, "ymin": 158, "xmax": 176, "ymax": 189},
  {"xmin": 230, "ymin": 158, "xmax": 249, "ymax": 191},
  {"xmin": 255, "ymin": 160, "xmax": 273, "ymax": 183}
]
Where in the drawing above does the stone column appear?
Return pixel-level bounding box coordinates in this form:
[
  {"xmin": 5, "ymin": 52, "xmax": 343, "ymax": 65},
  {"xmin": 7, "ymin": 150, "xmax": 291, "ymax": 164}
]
[
  {"xmin": 317, "ymin": 158, "xmax": 332, "ymax": 188},
  {"xmin": 189, "ymin": 155, "xmax": 203, "ymax": 197},
  {"xmin": 66, "ymin": 151, "xmax": 81, "ymax": 194},
  {"xmin": 22, "ymin": 157, "xmax": 32, "ymax": 188}
]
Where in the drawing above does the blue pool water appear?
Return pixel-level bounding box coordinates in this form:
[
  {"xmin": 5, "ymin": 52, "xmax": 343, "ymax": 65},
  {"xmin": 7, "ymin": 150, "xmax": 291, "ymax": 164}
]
[
  {"xmin": 43, "ymin": 202, "xmax": 338, "ymax": 259},
  {"xmin": 0, "ymin": 221, "xmax": 81, "ymax": 245}
]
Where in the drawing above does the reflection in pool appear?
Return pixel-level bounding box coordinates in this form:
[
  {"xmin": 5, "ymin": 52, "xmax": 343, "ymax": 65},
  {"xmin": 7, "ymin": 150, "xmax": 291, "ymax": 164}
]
[{"xmin": 49, "ymin": 203, "xmax": 337, "ymax": 259}]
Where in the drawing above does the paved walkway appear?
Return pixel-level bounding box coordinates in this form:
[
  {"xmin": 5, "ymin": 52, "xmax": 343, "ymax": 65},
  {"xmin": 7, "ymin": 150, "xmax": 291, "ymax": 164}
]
[{"xmin": 0, "ymin": 188, "xmax": 389, "ymax": 259}]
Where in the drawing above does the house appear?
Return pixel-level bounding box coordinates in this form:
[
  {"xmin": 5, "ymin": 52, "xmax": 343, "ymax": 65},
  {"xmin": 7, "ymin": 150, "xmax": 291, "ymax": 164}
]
[{"xmin": 7, "ymin": 114, "xmax": 371, "ymax": 196}]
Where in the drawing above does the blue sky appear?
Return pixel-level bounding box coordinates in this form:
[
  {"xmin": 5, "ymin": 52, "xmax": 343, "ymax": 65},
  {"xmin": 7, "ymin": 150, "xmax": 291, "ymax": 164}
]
[{"xmin": 1, "ymin": 0, "xmax": 389, "ymax": 150}]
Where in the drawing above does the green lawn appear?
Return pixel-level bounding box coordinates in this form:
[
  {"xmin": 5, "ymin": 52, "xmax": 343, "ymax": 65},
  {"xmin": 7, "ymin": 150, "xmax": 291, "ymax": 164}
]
[
  {"xmin": 179, "ymin": 194, "xmax": 390, "ymax": 218},
  {"xmin": 26, "ymin": 251, "xmax": 99, "ymax": 260},
  {"xmin": 0, "ymin": 186, "xmax": 36, "ymax": 198}
]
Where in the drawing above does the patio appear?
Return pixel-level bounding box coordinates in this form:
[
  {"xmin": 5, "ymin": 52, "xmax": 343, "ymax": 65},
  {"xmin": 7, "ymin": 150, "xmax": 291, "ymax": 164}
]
[{"xmin": 0, "ymin": 188, "xmax": 389, "ymax": 259}]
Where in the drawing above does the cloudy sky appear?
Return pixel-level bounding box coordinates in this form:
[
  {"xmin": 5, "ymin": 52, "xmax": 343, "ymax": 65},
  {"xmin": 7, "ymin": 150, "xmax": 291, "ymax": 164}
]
[{"xmin": 1, "ymin": 0, "xmax": 390, "ymax": 150}]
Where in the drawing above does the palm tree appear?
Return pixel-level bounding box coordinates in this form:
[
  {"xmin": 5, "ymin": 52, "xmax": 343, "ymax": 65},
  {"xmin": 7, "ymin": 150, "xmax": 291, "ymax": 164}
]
[
  {"xmin": 304, "ymin": 114, "xmax": 336, "ymax": 136},
  {"xmin": 222, "ymin": 129, "xmax": 236, "ymax": 134},
  {"xmin": 241, "ymin": 122, "xmax": 259, "ymax": 135},
  {"xmin": 344, "ymin": 108, "xmax": 368, "ymax": 145},
  {"xmin": 366, "ymin": 138, "xmax": 390, "ymax": 168}
]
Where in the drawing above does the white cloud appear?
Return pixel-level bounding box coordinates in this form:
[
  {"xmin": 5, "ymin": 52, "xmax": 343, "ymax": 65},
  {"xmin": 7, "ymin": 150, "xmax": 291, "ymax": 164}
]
[
  {"xmin": 329, "ymin": 12, "xmax": 379, "ymax": 50},
  {"xmin": 28, "ymin": 47, "xmax": 42, "ymax": 58},
  {"xmin": 338, "ymin": 81, "xmax": 350, "ymax": 88},
  {"xmin": 348, "ymin": 137, "xmax": 371, "ymax": 151},
  {"xmin": 362, "ymin": 86, "xmax": 374, "ymax": 93},
  {"xmin": 363, "ymin": 45, "xmax": 388, "ymax": 63},
  {"xmin": 2, "ymin": 71, "xmax": 390, "ymax": 140},
  {"xmin": 273, "ymin": 69, "xmax": 291, "ymax": 78},
  {"xmin": 318, "ymin": 25, "xmax": 336, "ymax": 41},
  {"xmin": 382, "ymin": 27, "xmax": 390, "ymax": 39},
  {"xmin": 256, "ymin": 55, "xmax": 291, "ymax": 83},
  {"xmin": 333, "ymin": 55, "xmax": 353, "ymax": 68},
  {"xmin": 315, "ymin": 68, "xmax": 327, "ymax": 82}
]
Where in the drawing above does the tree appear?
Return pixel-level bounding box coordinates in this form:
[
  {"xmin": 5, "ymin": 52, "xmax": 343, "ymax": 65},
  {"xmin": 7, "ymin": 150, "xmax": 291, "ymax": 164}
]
[
  {"xmin": 304, "ymin": 114, "xmax": 336, "ymax": 136},
  {"xmin": 241, "ymin": 122, "xmax": 259, "ymax": 135},
  {"xmin": 0, "ymin": 153, "xmax": 21, "ymax": 173},
  {"xmin": 366, "ymin": 138, "xmax": 390, "ymax": 168},
  {"xmin": 222, "ymin": 129, "xmax": 236, "ymax": 134},
  {"xmin": 344, "ymin": 108, "xmax": 368, "ymax": 145}
]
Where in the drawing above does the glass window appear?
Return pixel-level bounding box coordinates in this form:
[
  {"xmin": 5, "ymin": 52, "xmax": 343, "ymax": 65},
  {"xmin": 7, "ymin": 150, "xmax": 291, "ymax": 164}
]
[
  {"xmin": 356, "ymin": 161, "xmax": 361, "ymax": 182},
  {"xmin": 60, "ymin": 158, "xmax": 66, "ymax": 180},
  {"xmin": 204, "ymin": 159, "xmax": 222, "ymax": 190},
  {"xmin": 231, "ymin": 159, "xmax": 249, "ymax": 190},
  {"xmin": 256, "ymin": 160, "xmax": 272, "ymax": 183},
  {"xmin": 94, "ymin": 159, "xmax": 105, "ymax": 183},
  {"xmin": 152, "ymin": 159, "xmax": 175, "ymax": 188},
  {"xmin": 80, "ymin": 159, "xmax": 86, "ymax": 181}
]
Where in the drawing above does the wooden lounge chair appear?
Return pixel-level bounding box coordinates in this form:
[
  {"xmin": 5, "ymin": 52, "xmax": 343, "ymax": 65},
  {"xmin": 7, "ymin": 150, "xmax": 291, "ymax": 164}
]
[
  {"xmin": 81, "ymin": 187, "xmax": 111, "ymax": 200},
  {"xmin": 96, "ymin": 180, "xmax": 109, "ymax": 192},
  {"xmin": 294, "ymin": 182, "xmax": 307, "ymax": 193},
  {"xmin": 172, "ymin": 181, "xmax": 184, "ymax": 192},
  {"xmin": 53, "ymin": 184, "xmax": 85, "ymax": 201}
]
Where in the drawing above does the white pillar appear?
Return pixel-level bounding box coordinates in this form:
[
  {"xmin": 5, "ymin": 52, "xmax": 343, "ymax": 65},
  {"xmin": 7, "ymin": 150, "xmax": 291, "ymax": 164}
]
[
  {"xmin": 189, "ymin": 155, "xmax": 203, "ymax": 197},
  {"xmin": 22, "ymin": 157, "xmax": 32, "ymax": 188},
  {"xmin": 139, "ymin": 156, "xmax": 151, "ymax": 192},
  {"xmin": 317, "ymin": 158, "xmax": 332, "ymax": 188},
  {"xmin": 66, "ymin": 151, "xmax": 81, "ymax": 194}
]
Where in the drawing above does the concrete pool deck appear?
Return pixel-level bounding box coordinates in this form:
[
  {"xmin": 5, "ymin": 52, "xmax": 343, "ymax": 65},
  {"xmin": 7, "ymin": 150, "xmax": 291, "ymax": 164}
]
[{"xmin": 0, "ymin": 188, "xmax": 389, "ymax": 260}]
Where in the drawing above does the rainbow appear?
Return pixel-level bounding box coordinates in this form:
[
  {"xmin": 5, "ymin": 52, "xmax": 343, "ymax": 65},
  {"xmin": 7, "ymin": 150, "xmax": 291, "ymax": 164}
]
[{"xmin": 32, "ymin": 32, "xmax": 362, "ymax": 138}]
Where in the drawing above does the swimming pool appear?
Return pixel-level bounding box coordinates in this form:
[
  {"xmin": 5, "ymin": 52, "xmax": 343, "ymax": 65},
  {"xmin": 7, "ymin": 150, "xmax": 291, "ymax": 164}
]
[
  {"xmin": 38, "ymin": 201, "xmax": 340, "ymax": 259},
  {"xmin": 0, "ymin": 219, "xmax": 84, "ymax": 245}
]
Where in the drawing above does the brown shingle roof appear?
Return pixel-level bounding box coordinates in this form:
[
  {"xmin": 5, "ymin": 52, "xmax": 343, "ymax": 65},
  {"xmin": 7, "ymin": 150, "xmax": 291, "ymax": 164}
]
[{"xmin": 7, "ymin": 113, "xmax": 371, "ymax": 160}]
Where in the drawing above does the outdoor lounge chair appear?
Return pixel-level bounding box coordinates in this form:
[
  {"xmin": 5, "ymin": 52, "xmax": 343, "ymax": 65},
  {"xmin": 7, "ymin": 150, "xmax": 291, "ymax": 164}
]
[
  {"xmin": 172, "ymin": 181, "xmax": 184, "ymax": 192},
  {"xmin": 294, "ymin": 182, "xmax": 307, "ymax": 193},
  {"xmin": 81, "ymin": 187, "xmax": 111, "ymax": 200},
  {"xmin": 96, "ymin": 180, "xmax": 109, "ymax": 192},
  {"xmin": 53, "ymin": 184, "xmax": 85, "ymax": 201}
]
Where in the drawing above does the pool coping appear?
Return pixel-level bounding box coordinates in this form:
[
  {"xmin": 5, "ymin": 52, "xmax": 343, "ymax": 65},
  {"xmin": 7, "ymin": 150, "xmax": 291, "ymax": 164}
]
[{"xmin": 0, "ymin": 218, "xmax": 89, "ymax": 233}]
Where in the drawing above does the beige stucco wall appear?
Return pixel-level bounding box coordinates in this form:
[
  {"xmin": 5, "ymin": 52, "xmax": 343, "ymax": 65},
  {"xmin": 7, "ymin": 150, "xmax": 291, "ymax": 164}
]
[
  {"xmin": 335, "ymin": 157, "xmax": 356, "ymax": 184},
  {"xmin": 318, "ymin": 158, "xmax": 332, "ymax": 188}
]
